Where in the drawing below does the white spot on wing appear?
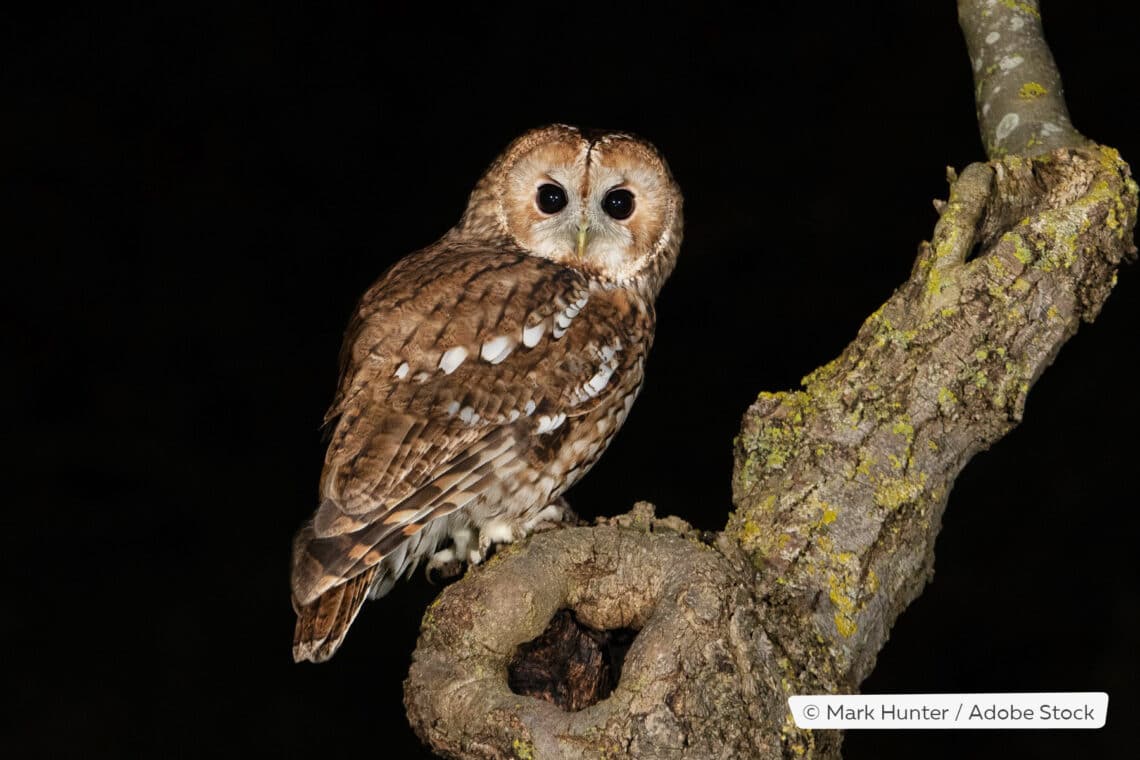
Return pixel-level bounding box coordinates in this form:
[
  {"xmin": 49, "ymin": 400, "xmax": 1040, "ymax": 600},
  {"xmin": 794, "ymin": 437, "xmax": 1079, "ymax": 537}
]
[
  {"xmin": 394, "ymin": 362, "xmax": 410, "ymax": 379},
  {"xmin": 524, "ymin": 400, "xmax": 536, "ymax": 416},
  {"xmin": 584, "ymin": 364, "xmax": 615, "ymax": 398},
  {"xmin": 551, "ymin": 299, "xmax": 583, "ymax": 340},
  {"xmin": 458, "ymin": 406, "xmax": 478, "ymax": 424},
  {"xmin": 522, "ymin": 321, "xmax": 545, "ymax": 348},
  {"xmin": 446, "ymin": 400, "xmax": 460, "ymax": 416},
  {"xmin": 535, "ymin": 413, "xmax": 566, "ymax": 434},
  {"xmin": 480, "ymin": 335, "xmax": 513, "ymax": 364},
  {"xmin": 439, "ymin": 346, "xmax": 468, "ymax": 375}
]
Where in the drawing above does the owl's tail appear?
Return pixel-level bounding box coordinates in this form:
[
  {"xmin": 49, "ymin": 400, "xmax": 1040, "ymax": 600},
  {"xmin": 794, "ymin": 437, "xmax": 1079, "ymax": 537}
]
[{"xmin": 292, "ymin": 565, "xmax": 377, "ymax": 663}]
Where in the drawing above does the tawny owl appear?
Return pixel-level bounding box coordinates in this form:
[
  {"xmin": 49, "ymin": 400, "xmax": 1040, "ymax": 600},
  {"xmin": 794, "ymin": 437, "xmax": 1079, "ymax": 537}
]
[{"xmin": 291, "ymin": 124, "xmax": 683, "ymax": 662}]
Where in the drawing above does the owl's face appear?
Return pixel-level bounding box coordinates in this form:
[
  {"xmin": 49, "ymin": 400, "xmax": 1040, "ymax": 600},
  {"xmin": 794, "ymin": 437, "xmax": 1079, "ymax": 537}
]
[{"xmin": 462, "ymin": 125, "xmax": 682, "ymax": 289}]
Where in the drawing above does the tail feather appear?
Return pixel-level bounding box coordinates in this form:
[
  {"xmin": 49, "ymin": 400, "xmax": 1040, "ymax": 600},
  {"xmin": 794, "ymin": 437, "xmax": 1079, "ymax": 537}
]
[{"xmin": 292, "ymin": 566, "xmax": 377, "ymax": 663}]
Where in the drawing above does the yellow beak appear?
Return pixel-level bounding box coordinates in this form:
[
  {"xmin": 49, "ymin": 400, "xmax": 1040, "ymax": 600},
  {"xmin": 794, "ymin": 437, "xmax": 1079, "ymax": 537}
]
[{"xmin": 576, "ymin": 223, "xmax": 590, "ymax": 259}]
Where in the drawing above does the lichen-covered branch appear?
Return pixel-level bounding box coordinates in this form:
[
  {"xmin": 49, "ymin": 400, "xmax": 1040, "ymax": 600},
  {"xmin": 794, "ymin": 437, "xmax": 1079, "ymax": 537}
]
[
  {"xmin": 729, "ymin": 145, "xmax": 1136, "ymax": 699},
  {"xmin": 958, "ymin": 0, "xmax": 1089, "ymax": 157},
  {"xmin": 402, "ymin": 5, "xmax": 1136, "ymax": 758}
]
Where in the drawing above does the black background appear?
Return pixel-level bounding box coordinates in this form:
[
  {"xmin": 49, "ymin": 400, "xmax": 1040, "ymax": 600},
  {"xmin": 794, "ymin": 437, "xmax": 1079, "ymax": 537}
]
[{"xmin": 7, "ymin": 2, "xmax": 1138, "ymax": 757}]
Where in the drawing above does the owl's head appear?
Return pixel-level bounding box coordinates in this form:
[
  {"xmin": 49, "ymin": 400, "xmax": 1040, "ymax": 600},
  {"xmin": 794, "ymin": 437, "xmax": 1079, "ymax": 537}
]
[{"xmin": 458, "ymin": 124, "xmax": 683, "ymax": 294}]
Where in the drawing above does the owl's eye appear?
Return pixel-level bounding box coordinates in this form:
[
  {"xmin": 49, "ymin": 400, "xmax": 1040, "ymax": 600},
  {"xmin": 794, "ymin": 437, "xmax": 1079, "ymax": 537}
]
[
  {"xmin": 602, "ymin": 188, "xmax": 635, "ymax": 220},
  {"xmin": 536, "ymin": 183, "xmax": 568, "ymax": 214}
]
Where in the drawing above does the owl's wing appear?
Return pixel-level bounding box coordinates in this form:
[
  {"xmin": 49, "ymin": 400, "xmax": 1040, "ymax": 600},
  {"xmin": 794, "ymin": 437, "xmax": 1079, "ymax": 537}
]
[{"xmin": 291, "ymin": 244, "xmax": 644, "ymax": 610}]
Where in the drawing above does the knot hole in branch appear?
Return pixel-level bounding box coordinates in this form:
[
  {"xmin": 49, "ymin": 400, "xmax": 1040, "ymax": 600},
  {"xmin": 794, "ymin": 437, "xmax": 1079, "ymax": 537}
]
[{"xmin": 507, "ymin": 609, "xmax": 638, "ymax": 711}]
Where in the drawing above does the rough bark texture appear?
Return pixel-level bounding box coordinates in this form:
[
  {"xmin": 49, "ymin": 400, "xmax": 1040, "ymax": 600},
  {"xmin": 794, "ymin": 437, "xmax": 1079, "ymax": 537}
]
[{"xmin": 403, "ymin": 2, "xmax": 1137, "ymax": 757}]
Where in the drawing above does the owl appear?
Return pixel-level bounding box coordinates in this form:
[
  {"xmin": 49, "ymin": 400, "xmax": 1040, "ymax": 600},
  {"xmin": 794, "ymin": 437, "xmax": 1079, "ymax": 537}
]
[{"xmin": 291, "ymin": 124, "xmax": 683, "ymax": 662}]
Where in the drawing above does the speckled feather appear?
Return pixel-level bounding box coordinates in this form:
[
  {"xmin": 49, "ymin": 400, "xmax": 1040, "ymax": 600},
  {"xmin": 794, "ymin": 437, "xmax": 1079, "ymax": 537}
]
[{"xmin": 291, "ymin": 125, "xmax": 682, "ymax": 662}]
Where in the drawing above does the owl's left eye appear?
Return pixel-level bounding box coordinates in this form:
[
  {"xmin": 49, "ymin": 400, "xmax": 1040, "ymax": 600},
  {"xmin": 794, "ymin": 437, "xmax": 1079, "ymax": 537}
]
[
  {"xmin": 602, "ymin": 188, "xmax": 635, "ymax": 220},
  {"xmin": 536, "ymin": 183, "xmax": 568, "ymax": 214}
]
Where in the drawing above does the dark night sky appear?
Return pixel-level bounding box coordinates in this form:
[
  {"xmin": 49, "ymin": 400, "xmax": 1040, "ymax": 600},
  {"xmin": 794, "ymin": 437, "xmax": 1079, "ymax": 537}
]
[{"xmin": 6, "ymin": 2, "xmax": 1138, "ymax": 757}]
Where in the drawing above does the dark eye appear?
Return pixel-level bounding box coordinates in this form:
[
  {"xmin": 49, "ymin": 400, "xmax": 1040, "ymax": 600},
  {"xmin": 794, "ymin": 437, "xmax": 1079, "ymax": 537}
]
[
  {"xmin": 602, "ymin": 188, "xmax": 635, "ymax": 220},
  {"xmin": 536, "ymin": 183, "xmax": 568, "ymax": 214}
]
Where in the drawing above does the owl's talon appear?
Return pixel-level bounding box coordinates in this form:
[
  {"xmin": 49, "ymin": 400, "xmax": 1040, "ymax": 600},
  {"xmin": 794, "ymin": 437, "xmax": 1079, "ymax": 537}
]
[
  {"xmin": 524, "ymin": 499, "xmax": 579, "ymax": 534},
  {"xmin": 425, "ymin": 548, "xmax": 462, "ymax": 583}
]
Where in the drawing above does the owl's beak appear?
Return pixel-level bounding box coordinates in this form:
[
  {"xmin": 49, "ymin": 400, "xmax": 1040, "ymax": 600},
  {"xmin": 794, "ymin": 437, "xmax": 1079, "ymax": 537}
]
[{"xmin": 576, "ymin": 222, "xmax": 590, "ymax": 259}]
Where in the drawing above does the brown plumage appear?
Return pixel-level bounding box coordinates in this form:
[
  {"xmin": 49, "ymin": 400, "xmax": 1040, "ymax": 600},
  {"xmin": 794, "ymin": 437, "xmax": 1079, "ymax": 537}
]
[{"xmin": 291, "ymin": 124, "xmax": 683, "ymax": 662}]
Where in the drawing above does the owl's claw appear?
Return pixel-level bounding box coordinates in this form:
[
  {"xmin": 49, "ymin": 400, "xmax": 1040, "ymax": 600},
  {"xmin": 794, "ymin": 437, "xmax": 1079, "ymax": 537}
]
[
  {"xmin": 425, "ymin": 547, "xmax": 463, "ymax": 583},
  {"xmin": 524, "ymin": 498, "xmax": 580, "ymax": 534}
]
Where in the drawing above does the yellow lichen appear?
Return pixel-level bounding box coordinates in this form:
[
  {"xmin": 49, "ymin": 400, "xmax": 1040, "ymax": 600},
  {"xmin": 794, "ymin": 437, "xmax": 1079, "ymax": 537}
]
[
  {"xmin": 826, "ymin": 551, "xmax": 865, "ymax": 639},
  {"xmin": 1012, "ymin": 236, "xmax": 1033, "ymax": 264},
  {"xmin": 512, "ymin": 738, "xmax": 535, "ymax": 760},
  {"xmin": 853, "ymin": 453, "xmax": 876, "ymax": 478},
  {"xmin": 739, "ymin": 516, "xmax": 763, "ymax": 544},
  {"xmin": 1000, "ymin": 0, "xmax": 1040, "ymax": 17},
  {"xmin": 1018, "ymin": 81, "xmax": 1047, "ymax": 99},
  {"xmin": 874, "ymin": 473, "xmax": 927, "ymax": 510}
]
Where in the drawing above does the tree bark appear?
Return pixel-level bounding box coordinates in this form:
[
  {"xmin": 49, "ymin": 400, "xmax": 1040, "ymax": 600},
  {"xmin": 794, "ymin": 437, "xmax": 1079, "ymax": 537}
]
[{"xmin": 404, "ymin": 2, "xmax": 1137, "ymax": 757}]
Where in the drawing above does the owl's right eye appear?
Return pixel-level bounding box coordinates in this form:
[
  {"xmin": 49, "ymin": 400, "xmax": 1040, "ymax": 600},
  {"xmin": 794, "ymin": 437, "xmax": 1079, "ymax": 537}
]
[{"xmin": 536, "ymin": 183, "xmax": 568, "ymax": 214}]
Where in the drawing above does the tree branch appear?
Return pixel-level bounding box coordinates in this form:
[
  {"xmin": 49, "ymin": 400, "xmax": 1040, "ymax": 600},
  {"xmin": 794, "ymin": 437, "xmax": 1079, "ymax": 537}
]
[
  {"xmin": 403, "ymin": 4, "xmax": 1136, "ymax": 758},
  {"xmin": 958, "ymin": 0, "xmax": 1089, "ymax": 157}
]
